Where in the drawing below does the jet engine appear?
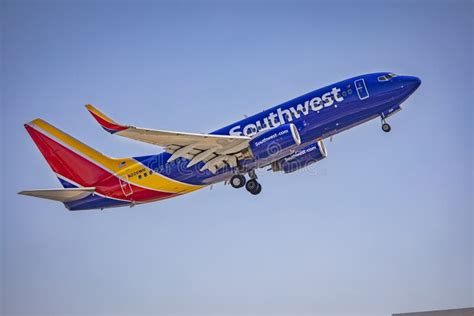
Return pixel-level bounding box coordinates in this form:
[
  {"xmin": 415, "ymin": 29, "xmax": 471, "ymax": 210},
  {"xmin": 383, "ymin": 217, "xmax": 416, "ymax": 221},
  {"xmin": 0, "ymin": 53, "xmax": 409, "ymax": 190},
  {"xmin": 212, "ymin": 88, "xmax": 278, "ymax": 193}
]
[
  {"xmin": 271, "ymin": 140, "xmax": 327, "ymax": 173},
  {"xmin": 248, "ymin": 123, "xmax": 301, "ymax": 164}
]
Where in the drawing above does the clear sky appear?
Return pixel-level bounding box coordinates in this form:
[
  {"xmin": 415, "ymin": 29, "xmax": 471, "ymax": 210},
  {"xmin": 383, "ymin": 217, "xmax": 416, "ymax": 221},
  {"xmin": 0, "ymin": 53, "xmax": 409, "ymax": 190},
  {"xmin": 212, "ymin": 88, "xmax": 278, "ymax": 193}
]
[{"xmin": 1, "ymin": 1, "xmax": 472, "ymax": 315}]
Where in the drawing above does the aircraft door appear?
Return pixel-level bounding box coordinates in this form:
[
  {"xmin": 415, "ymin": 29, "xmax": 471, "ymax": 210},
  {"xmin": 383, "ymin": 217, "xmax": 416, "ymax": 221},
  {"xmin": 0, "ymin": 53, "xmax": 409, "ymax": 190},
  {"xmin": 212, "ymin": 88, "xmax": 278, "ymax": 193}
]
[
  {"xmin": 354, "ymin": 78, "xmax": 369, "ymax": 100},
  {"xmin": 119, "ymin": 176, "xmax": 133, "ymax": 197}
]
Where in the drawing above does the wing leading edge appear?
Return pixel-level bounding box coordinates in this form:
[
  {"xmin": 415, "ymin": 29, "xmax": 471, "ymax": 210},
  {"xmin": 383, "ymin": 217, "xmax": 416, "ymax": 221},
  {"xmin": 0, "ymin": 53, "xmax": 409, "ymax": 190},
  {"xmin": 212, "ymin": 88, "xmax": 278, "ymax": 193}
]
[{"xmin": 85, "ymin": 105, "xmax": 251, "ymax": 173}]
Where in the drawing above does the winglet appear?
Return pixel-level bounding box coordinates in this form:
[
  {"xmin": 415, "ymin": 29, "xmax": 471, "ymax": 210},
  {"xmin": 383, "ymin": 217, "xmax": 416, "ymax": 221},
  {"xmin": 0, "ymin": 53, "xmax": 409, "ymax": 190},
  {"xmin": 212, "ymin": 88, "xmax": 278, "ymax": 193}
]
[{"xmin": 85, "ymin": 104, "xmax": 128, "ymax": 134}]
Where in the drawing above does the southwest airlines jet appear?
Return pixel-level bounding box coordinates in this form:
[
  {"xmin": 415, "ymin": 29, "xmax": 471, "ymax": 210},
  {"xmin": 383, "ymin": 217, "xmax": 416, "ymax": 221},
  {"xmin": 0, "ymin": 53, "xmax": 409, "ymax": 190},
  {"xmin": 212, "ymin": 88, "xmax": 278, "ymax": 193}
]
[{"xmin": 20, "ymin": 72, "xmax": 421, "ymax": 210}]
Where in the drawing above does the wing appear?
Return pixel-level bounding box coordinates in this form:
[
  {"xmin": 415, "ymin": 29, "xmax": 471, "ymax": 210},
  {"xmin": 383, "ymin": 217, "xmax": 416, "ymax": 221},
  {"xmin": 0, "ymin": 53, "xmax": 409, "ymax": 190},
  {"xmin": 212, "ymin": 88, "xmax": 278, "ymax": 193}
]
[{"xmin": 85, "ymin": 105, "xmax": 251, "ymax": 173}]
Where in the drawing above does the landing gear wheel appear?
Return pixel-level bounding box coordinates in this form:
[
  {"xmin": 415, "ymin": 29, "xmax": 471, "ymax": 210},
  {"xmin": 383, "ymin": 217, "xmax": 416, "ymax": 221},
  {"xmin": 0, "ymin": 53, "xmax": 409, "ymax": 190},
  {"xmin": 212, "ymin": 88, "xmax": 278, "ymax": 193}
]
[
  {"xmin": 230, "ymin": 175, "xmax": 246, "ymax": 189},
  {"xmin": 253, "ymin": 183, "xmax": 262, "ymax": 195},
  {"xmin": 382, "ymin": 122, "xmax": 391, "ymax": 133},
  {"xmin": 246, "ymin": 179, "xmax": 262, "ymax": 195}
]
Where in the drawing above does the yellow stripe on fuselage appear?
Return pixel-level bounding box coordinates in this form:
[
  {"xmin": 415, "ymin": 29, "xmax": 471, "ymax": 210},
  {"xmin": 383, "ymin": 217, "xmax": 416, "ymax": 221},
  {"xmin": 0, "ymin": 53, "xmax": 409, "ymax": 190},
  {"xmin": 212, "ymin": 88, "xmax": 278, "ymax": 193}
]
[
  {"xmin": 30, "ymin": 119, "xmax": 204, "ymax": 194},
  {"xmin": 115, "ymin": 163, "xmax": 205, "ymax": 194}
]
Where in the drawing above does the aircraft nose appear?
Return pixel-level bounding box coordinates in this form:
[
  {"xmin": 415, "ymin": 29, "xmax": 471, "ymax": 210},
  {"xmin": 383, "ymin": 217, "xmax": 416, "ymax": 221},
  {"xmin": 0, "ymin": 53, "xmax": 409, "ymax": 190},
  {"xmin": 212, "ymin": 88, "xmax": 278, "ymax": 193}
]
[{"xmin": 401, "ymin": 76, "xmax": 421, "ymax": 93}]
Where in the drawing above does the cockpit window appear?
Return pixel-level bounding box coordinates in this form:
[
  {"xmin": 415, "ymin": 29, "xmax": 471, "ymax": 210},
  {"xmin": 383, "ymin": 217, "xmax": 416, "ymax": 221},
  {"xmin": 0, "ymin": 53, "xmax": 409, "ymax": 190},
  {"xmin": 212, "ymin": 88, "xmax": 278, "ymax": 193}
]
[{"xmin": 378, "ymin": 73, "xmax": 398, "ymax": 82}]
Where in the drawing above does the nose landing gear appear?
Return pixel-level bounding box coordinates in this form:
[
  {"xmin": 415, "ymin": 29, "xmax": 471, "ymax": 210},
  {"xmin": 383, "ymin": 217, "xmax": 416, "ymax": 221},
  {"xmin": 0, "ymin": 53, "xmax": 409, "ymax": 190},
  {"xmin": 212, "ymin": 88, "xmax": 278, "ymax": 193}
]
[{"xmin": 381, "ymin": 118, "xmax": 391, "ymax": 133}]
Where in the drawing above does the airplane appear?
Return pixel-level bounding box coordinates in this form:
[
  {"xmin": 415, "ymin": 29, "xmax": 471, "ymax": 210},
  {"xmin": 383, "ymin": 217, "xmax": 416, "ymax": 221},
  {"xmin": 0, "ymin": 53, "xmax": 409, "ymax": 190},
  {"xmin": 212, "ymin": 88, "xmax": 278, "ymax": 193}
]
[{"xmin": 19, "ymin": 72, "xmax": 421, "ymax": 211}]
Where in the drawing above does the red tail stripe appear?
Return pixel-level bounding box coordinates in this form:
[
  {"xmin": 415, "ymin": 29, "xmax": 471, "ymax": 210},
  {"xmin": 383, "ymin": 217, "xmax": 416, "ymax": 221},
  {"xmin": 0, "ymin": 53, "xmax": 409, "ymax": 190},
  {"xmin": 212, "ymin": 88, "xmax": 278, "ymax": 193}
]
[{"xmin": 25, "ymin": 125, "xmax": 175, "ymax": 202}]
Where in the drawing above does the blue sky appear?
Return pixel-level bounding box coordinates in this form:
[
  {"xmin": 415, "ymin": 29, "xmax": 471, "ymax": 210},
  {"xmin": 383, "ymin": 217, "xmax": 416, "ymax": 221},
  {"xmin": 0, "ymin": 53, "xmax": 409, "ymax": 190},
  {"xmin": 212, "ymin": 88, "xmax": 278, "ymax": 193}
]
[{"xmin": 1, "ymin": 1, "xmax": 472, "ymax": 315}]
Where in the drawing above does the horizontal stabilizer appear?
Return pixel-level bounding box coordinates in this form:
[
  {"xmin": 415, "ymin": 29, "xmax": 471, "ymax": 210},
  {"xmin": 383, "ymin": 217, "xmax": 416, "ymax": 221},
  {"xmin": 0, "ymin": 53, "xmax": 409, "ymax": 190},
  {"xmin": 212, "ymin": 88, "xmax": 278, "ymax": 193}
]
[{"xmin": 18, "ymin": 187, "xmax": 96, "ymax": 202}]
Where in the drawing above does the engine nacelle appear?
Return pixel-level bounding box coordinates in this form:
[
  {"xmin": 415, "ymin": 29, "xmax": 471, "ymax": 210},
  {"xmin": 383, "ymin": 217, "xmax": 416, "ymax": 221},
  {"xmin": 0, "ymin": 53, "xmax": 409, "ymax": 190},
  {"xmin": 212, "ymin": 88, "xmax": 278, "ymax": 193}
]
[
  {"xmin": 248, "ymin": 124, "xmax": 301, "ymax": 163},
  {"xmin": 272, "ymin": 140, "xmax": 327, "ymax": 173}
]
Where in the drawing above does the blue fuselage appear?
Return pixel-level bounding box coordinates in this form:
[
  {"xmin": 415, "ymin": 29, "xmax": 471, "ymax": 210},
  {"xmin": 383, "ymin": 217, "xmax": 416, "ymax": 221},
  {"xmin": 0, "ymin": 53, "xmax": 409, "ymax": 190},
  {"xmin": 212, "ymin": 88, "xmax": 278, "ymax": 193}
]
[{"xmin": 134, "ymin": 72, "xmax": 421, "ymax": 185}]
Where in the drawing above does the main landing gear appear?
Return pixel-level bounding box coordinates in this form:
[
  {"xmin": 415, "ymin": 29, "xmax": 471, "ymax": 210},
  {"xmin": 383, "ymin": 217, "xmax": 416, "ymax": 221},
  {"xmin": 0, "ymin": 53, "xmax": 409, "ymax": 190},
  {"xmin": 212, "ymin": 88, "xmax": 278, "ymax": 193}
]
[
  {"xmin": 381, "ymin": 118, "xmax": 391, "ymax": 133},
  {"xmin": 230, "ymin": 174, "xmax": 246, "ymax": 188},
  {"xmin": 229, "ymin": 171, "xmax": 262, "ymax": 195},
  {"xmin": 245, "ymin": 179, "xmax": 262, "ymax": 195}
]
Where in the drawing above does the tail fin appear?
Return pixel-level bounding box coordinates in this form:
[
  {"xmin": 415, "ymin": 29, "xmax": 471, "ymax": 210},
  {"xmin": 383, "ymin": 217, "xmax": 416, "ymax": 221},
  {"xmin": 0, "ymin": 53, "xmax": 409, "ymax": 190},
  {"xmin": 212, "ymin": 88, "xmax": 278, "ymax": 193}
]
[
  {"xmin": 25, "ymin": 119, "xmax": 121, "ymax": 188},
  {"xmin": 85, "ymin": 104, "xmax": 128, "ymax": 134}
]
